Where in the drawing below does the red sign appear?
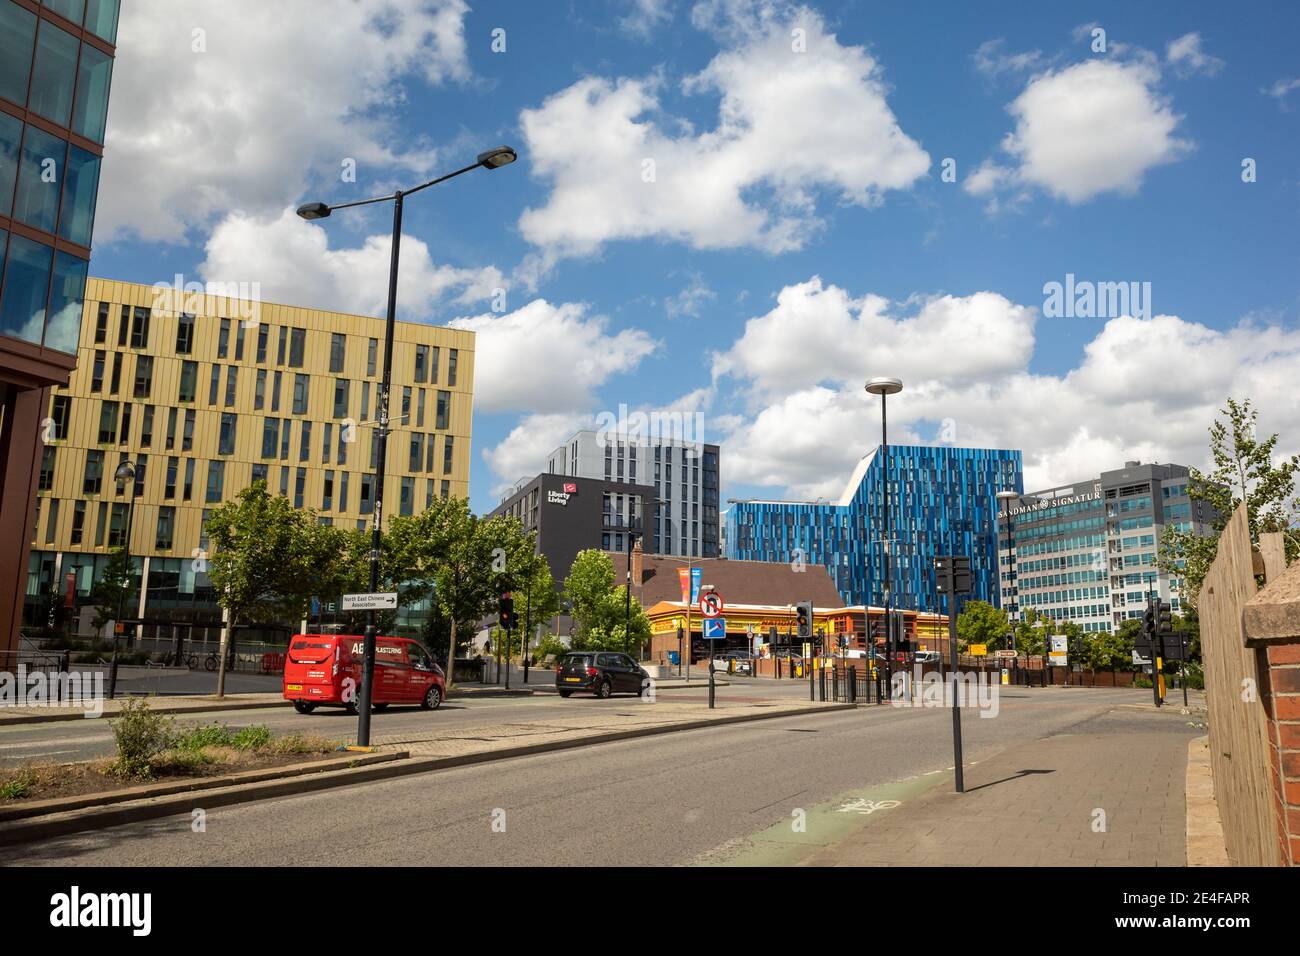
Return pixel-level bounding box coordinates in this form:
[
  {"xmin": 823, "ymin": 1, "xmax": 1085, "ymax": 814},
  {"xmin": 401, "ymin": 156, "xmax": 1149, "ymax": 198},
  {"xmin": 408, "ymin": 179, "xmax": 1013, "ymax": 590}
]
[
  {"xmin": 563, "ymin": 482, "xmax": 577, "ymax": 493},
  {"xmin": 700, "ymin": 592, "xmax": 724, "ymax": 618}
]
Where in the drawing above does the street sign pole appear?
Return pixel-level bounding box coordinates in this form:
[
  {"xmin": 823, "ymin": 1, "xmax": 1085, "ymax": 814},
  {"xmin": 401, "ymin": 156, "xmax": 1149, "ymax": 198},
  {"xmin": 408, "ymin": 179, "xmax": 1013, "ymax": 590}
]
[{"xmin": 936, "ymin": 556, "xmax": 970, "ymax": 794}]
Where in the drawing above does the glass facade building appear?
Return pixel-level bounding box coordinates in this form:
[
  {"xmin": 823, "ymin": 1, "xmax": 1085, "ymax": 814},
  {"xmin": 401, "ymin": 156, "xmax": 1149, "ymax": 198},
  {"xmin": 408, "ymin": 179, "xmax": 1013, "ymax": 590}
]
[
  {"xmin": 1, "ymin": 0, "xmax": 118, "ymax": 657},
  {"xmin": 725, "ymin": 445, "xmax": 1023, "ymax": 612}
]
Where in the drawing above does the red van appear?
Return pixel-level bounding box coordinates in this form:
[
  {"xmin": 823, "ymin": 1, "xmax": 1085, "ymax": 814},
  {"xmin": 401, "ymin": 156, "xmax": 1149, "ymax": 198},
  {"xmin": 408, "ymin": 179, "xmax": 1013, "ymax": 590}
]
[{"xmin": 282, "ymin": 634, "xmax": 445, "ymax": 714}]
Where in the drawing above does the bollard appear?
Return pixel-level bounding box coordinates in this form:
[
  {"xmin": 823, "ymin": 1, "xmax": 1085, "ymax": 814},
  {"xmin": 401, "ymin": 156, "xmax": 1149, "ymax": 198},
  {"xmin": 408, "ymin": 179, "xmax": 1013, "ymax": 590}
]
[{"xmin": 847, "ymin": 665, "xmax": 857, "ymax": 703}]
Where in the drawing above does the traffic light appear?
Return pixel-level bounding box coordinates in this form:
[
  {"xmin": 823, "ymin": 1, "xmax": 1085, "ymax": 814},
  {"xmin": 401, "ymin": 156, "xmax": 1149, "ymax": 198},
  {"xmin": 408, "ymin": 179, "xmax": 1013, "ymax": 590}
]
[
  {"xmin": 795, "ymin": 601, "xmax": 812, "ymax": 640},
  {"xmin": 868, "ymin": 615, "xmax": 884, "ymax": 645},
  {"xmin": 1156, "ymin": 601, "xmax": 1173, "ymax": 636},
  {"xmin": 498, "ymin": 594, "xmax": 515, "ymax": 630}
]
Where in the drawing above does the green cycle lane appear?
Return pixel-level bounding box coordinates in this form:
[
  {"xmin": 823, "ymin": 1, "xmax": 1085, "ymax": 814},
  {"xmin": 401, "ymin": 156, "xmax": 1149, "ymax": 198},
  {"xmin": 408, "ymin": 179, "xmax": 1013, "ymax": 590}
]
[{"xmin": 690, "ymin": 765, "xmax": 970, "ymax": 867}]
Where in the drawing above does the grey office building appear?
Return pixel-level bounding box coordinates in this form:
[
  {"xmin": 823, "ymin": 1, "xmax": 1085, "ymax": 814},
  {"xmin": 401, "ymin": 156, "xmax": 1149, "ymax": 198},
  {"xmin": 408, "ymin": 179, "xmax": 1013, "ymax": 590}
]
[{"xmin": 997, "ymin": 461, "xmax": 1216, "ymax": 633}]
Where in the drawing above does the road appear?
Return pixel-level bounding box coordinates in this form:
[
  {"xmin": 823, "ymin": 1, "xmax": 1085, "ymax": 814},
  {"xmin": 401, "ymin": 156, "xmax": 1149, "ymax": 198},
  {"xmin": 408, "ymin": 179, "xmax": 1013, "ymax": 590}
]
[
  {"xmin": 0, "ymin": 675, "xmax": 802, "ymax": 766},
  {"xmin": 2, "ymin": 686, "xmax": 1178, "ymax": 866}
]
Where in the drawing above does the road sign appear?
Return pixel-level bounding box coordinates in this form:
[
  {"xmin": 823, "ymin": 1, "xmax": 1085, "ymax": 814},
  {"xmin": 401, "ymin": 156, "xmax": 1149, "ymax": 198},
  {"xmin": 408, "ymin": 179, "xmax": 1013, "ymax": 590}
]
[
  {"xmin": 341, "ymin": 592, "xmax": 398, "ymax": 611},
  {"xmin": 699, "ymin": 592, "xmax": 724, "ymax": 618},
  {"xmin": 994, "ymin": 649, "xmax": 1018, "ymax": 660},
  {"xmin": 703, "ymin": 617, "xmax": 726, "ymax": 640},
  {"xmin": 969, "ymin": 643, "xmax": 988, "ymax": 657},
  {"xmin": 935, "ymin": 555, "xmax": 973, "ymax": 594}
]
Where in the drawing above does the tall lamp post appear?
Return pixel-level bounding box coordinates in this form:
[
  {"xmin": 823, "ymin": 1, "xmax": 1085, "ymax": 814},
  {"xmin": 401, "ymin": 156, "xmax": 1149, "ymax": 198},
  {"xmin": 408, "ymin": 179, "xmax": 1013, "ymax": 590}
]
[
  {"xmin": 297, "ymin": 145, "xmax": 517, "ymax": 746},
  {"xmin": 624, "ymin": 529, "xmax": 641, "ymax": 656},
  {"xmin": 108, "ymin": 459, "xmax": 139, "ymax": 700},
  {"xmin": 865, "ymin": 378, "xmax": 902, "ymax": 688}
]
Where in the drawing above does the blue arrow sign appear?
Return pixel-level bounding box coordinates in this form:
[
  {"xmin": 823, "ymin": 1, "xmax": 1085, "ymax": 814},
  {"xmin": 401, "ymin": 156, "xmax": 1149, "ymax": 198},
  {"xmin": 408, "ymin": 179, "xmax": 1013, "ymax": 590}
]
[{"xmin": 703, "ymin": 617, "xmax": 726, "ymax": 640}]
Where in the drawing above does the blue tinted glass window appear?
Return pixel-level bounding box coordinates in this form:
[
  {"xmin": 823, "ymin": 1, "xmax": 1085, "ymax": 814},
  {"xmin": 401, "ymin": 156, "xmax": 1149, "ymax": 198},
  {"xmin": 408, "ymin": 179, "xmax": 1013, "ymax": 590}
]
[
  {"xmin": 72, "ymin": 42, "xmax": 111, "ymax": 142},
  {"xmin": 0, "ymin": 234, "xmax": 53, "ymax": 345},
  {"xmin": 44, "ymin": 250, "xmax": 86, "ymax": 352},
  {"xmin": 84, "ymin": 0, "xmax": 118, "ymax": 44},
  {"xmin": 0, "ymin": 111, "xmax": 21, "ymax": 218},
  {"xmin": 44, "ymin": 0, "xmax": 86, "ymax": 24},
  {"xmin": 14, "ymin": 125, "xmax": 66, "ymax": 232},
  {"xmin": 29, "ymin": 21, "xmax": 79, "ymax": 126},
  {"xmin": 58, "ymin": 144, "xmax": 99, "ymax": 245},
  {"xmin": 0, "ymin": 1, "xmax": 36, "ymax": 107}
]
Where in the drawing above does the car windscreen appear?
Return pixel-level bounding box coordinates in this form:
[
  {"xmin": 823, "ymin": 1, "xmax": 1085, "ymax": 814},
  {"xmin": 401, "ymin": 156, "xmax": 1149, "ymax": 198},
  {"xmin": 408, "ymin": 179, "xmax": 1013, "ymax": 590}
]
[{"xmin": 560, "ymin": 654, "xmax": 594, "ymax": 669}]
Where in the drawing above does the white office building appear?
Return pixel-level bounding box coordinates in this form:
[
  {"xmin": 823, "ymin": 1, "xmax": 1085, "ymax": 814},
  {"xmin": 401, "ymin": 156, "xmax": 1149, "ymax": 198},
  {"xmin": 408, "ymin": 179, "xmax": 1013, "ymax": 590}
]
[{"xmin": 545, "ymin": 429, "xmax": 720, "ymax": 558}]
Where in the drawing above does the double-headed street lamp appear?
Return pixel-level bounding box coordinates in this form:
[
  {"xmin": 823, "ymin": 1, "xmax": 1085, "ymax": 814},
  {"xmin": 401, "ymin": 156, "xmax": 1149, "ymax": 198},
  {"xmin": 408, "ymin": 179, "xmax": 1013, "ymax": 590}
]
[
  {"xmin": 865, "ymin": 377, "xmax": 902, "ymax": 683},
  {"xmin": 297, "ymin": 145, "xmax": 517, "ymax": 747}
]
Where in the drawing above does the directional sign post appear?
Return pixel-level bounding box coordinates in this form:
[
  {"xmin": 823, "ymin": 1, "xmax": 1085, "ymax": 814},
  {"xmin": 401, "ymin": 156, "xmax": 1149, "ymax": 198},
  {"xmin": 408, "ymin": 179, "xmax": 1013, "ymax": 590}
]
[
  {"xmin": 342, "ymin": 592, "xmax": 398, "ymax": 612},
  {"xmin": 703, "ymin": 617, "xmax": 726, "ymax": 640},
  {"xmin": 935, "ymin": 555, "xmax": 973, "ymax": 794}
]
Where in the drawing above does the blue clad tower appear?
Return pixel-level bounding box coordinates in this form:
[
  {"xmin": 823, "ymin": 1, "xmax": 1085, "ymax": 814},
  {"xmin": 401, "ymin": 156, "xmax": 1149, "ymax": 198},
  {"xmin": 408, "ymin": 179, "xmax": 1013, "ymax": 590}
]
[{"xmin": 724, "ymin": 445, "xmax": 1023, "ymax": 612}]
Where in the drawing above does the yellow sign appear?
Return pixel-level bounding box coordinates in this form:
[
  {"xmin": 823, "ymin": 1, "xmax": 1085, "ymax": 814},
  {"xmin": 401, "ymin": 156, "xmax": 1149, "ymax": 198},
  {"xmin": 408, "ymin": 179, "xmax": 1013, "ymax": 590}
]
[{"xmin": 969, "ymin": 644, "xmax": 987, "ymax": 657}]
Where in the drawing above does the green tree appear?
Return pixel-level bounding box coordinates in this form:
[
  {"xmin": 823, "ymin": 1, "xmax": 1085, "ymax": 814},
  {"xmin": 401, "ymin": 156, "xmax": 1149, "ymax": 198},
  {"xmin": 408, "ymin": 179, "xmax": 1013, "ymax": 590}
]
[
  {"xmin": 89, "ymin": 547, "xmax": 137, "ymax": 634},
  {"xmin": 1082, "ymin": 625, "xmax": 1135, "ymax": 670},
  {"xmin": 205, "ymin": 482, "xmax": 340, "ymax": 696},
  {"xmin": 955, "ymin": 600, "xmax": 1009, "ymax": 651},
  {"xmin": 564, "ymin": 549, "xmax": 617, "ymax": 644},
  {"xmin": 581, "ymin": 587, "xmax": 653, "ymax": 654},
  {"xmin": 1013, "ymin": 608, "xmax": 1046, "ymax": 657},
  {"xmin": 1159, "ymin": 398, "xmax": 1300, "ymax": 610},
  {"xmin": 516, "ymin": 553, "xmax": 561, "ymax": 662}
]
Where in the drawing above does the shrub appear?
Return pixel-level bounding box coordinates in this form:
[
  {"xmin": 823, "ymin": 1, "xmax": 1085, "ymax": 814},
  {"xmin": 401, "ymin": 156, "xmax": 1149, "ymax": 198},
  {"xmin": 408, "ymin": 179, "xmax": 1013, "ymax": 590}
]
[
  {"xmin": 109, "ymin": 697, "xmax": 174, "ymax": 779},
  {"xmin": 231, "ymin": 725, "xmax": 272, "ymax": 751},
  {"xmin": 174, "ymin": 723, "xmax": 235, "ymax": 751},
  {"xmin": 0, "ymin": 769, "xmax": 37, "ymax": 800}
]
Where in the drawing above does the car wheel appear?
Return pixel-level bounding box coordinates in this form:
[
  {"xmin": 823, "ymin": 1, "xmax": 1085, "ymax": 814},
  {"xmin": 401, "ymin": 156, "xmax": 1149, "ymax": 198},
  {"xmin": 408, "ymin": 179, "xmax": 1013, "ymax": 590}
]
[
  {"xmin": 595, "ymin": 678, "xmax": 612, "ymax": 699},
  {"xmin": 292, "ymin": 700, "xmax": 316, "ymax": 714},
  {"xmin": 421, "ymin": 685, "xmax": 443, "ymax": 710},
  {"xmin": 558, "ymin": 689, "xmax": 573, "ymax": 698}
]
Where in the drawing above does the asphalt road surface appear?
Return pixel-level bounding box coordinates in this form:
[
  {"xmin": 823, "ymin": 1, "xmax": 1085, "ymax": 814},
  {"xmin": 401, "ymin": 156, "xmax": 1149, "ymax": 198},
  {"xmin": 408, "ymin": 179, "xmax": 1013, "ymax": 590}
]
[{"xmin": 3, "ymin": 686, "xmax": 1173, "ymax": 866}]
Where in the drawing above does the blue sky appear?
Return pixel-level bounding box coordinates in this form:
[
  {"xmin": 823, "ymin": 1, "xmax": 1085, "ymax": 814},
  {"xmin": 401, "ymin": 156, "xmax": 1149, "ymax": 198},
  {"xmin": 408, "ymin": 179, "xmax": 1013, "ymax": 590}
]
[{"xmin": 91, "ymin": 0, "xmax": 1300, "ymax": 514}]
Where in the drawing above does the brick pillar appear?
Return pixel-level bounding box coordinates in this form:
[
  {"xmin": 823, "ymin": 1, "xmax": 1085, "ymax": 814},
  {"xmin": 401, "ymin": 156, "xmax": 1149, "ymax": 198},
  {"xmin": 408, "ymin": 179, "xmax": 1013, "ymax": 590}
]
[{"xmin": 1244, "ymin": 561, "xmax": 1300, "ymax": 866}]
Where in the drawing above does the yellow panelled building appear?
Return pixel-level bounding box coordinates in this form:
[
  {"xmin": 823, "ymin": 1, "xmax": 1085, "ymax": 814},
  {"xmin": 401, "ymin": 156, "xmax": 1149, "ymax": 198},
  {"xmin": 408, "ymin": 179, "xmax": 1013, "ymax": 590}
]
[{"xmin": 27, "ymin": 277, "xmax": 474, "ymax": 636}]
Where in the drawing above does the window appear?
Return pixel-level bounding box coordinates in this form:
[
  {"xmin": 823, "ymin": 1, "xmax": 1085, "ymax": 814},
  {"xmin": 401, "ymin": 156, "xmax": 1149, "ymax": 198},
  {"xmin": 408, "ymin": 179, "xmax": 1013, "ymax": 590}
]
[
  {"xmin": 400, "ymin": 477, "xmax": 414, "ymax": 516},
  {"xmin": 70, "ymin": 500, "xmax": 85, "ymax": 545},
  {"xmin": 50, "ymin": 394, "xmax": 71, "ymax": 440},
  {"xmin": 164, "ymin": 457, "xmax": 177, "ymax": 499},
  {"xmin": 322, "ymin": 470, "xmax": 334, "ymax": 511},
  {"xmin": 436, "ymin": 391, "xmax": 450, "ymax": 430},
  {"xmin": 224, "ymin": 365, "xmax": 238, "ymax": 406},
  {"xmin": 360, "ymin": 475, "xmax": 374, "ymax": 514},
  {"xmin": 183, "ymin": 458, "xmax": 195, "ymax": 501},
  {"xmin": 443, "ymin": 435, "xmax": 454, "ymax": 475},
  {"xmin": 83, "ymin": 450, "xmax": 104, "ymax": 494},
  {"xmin": 409, "ymin": 435, "xmax": 422, "ymax": 472},
  {"xmin": 43, "ymin": 498, "xmax": 59, "ymax": 544},
  {"xmin": 165, "ymin": 407, "xmax": 177, "ymax": 450},
  {"xmin": 416, "ymin": 388, "xmax": 425, "ymax": 428},
  {"xmin": 299, "ymin": 420, "xmax": 311, "ymax": 462},
  {"xmin": 414, "ymin": 345, "xmax": 428, "ymax": 383},
  {"xmin": 333, "ymin": 379, "xmax": 349, "ymax": 419},
  {"xmin": 261, "ymin": 418, "xmax": 278, "ymax": 459},
  {"xmin": 133, "ymin": 355, "xmax": 153, "ymax": 398},
  {"xmin": 176, "ymin": 314, "xmax": 195, "ymax": 354},
  {"xmin": 367, "ymin": 338, "xmax": 378, "ymax": 377},
  {"xmin": 97, "ymin": 401, "xmax": 118, "ymax": 443},
  {"xmin": 277, "ymin": 325, "xmax": 287, "ymax": 364},
  {"xmin": 254, "ymin": 368, "xmax": 266, "ymax": 410},
  {"xmin": 109, "ymin": 352, "xmax": 122, "ymax": 394},
  {"xmin": 339, "ymin": 472, "xmax": 349, "ymax": 512},
  {"xmin": 288, "ymin": 327, "xmax": 305, "ymax": 367},
  {"xmin": 271, "ymin": 371, "xmax": 282, "ymax": 412},
  {"xmin": 234, "ymin": 321, "xmax": 245, "ymax": 361},
  {"xmin": 208, "ymin": 364, "xmax": 220, "ymax": 405},
  {"xmin": 39, "ymin": 446, "xmax": 56, "ymax": 491},
  {"xmin": 293, "ymin": 373, "xmax": 309, "ymax": 414},
  {"xmin": 429, "ymin": 346, "xmax": 440, "ymax": 384},
  {"xmin": 206, "ymin": 460, "xmax": 225, "ymax": 503},
  {"xmin": 182, "ymin": 409, "xmax": 195, "ymax": 451},
  {"xmin": 119, "ymin": 403, "xmax": 131, "ymax": 445},
  {"xmin": 448, "ymin": 349, "xmax": 458, "ymax": 387},
  {"xmin": 218, "ymin": 318, "xmax": 230, "ymax": 358},
  {"xmin": 251, "ymin": 462, "xmax": 267, "ymax": 485},
  {"xmin": 330, "ymin": 333, "xmax": 346, "ymax": 372},
  {"xmin": 0, "ymin": 2, "xmax": 36, "ymax": 106},
  {"xmin": 156, "ymin": 507, "xmax": 175, "ymax": 550},
  {"xmin": 132, "ymin": 455, "xmax": 146, "ymax": 497},
  {"xmin": 93, "ymin": 302, "xmax": 108, "ymax": 343},
  {"xmin": 178, "ymin": 361, "xmax": 197, "ymax": 402},
  {"xmin": 30, "ymin": 20, "xmax": 78, "ymax": 127},
  {"xmin": 294, "ymin": 468, "xmax": 306, "ymax": 509},
  {"xmin": 129, "ymin": 307, "xmax": 149, "ymax": 348},
  {"xmin": 257, "ymin": 324, "xmax": 268, "ymax": 363},
  {"xmin": 219, "ymin": 413, "xmax": 237, "ymax": 455},
  {"xmin": 440, "ymin": 480, "xmax": 449, "ymax": 499},
  {"xmin": 360, "ymin": 382, "xmax": 370, "ymax": 421},
  {"xmin": 279, "ymin": 418, "xmax": 291, "ymax": 460},
  {"xmin": 337, "ymin": 424, "xmax": 348, "ymax": 465}
]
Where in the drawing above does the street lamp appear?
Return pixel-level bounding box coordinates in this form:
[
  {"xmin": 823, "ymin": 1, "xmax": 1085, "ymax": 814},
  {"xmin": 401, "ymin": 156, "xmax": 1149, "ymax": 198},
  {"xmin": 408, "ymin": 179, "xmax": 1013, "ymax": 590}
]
[
  {"xmin": 624, "ymin": 529, "xmax": 641, "ymax": 656},
  {"xmin": 107, "ymin": 459, "xmax": 139, "ymax": 700},
  {"xmin": 296, "ymin": 145, "xmax": 517, "ymax": 747},
  {"xmin": 865, "ymin": 377, "xmax": 902, "ymax": 687}
]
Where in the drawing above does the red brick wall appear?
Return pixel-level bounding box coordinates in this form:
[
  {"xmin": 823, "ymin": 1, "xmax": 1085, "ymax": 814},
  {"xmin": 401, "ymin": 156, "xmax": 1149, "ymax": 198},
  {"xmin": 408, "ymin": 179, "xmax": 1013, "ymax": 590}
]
[{"xmin": 1260, "ymin": 639, "xmax": 1300, "ymax": 865}]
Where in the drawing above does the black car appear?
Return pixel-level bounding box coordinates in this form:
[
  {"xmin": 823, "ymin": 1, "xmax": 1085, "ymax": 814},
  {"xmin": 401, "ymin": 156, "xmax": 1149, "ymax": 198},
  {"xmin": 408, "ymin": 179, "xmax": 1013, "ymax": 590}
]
[{"xmin": 556, "ymin": 651, "xmax": 650, "ymax": 698}]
